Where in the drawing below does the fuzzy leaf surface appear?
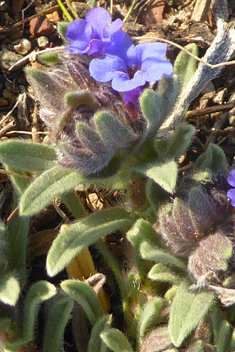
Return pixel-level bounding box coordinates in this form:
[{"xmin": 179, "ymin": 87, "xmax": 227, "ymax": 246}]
[
  {"xmin": 127, "ymin": 219, "xmax": 158, "ymax": 278},
  {"xmin": 169, "ymin": 279, "xmax": 214, "ymax": 347},
  {"xmin": 95, "ymin": 111, "xmax": 138, "ymax": 150},
  {"xmin": 20, "ymin": 165, "xmax": 129, "ymax": 216},
  {"xmin": 57, "ymin": 21, "xmax": 69, "ymax": 41},
  {"xmin": 39, "ymin": 52, "xmax": 61, "ymax": 63},
  {"xmin": 133, "ymin": 160, "xmax": 178, "ymax": 194},
  {"xmin": 43, "ymin": 297, "xmax": 74, "ymax": 352},
  {"xmin": 0, "ymin": 139, "xmax": 56, "ymax": 171},
  {"xmin": 61, "ymin": 280, "xmax": 104, "ymax": 325},
  {"xmin": 47, "ymin": 207, "xmax": 132, "ymax": 276},
  {"xmin": 140, "ymin": 241, "xmax": 187, "ymax": 272},
  {"xmin": 88, "ymin": 315, "xmax": 111, "ymax": 352},
  {"xmin": 146, "ymin": 179, "xmax": 170, "ymax": 213},
  {"xmin": 138, "ymin": 297, "xmax": 163, "ymax": 342},
  {"xmin": 139, "ymin": 89, "xmax": 162, "ymax": 136},
  {"xmin": 7, "ymin": 215, "xmax": 29, "ymax": 287},
  {"xmin": 127, "ymin": 219, "xmax": 156, "ymax": 245},
  {"xmin": 211, "ymin": 307, "xmax": 232, "ymax": 352},
  {"xmin": 148, "ymin": 263, "xmax": 182, "ymax": 285},
  {"xmin": 101, "ymin": 328, "xmax": 134, "ymax": 352},
  {"xmin": 195, "ymin": 143, "xmax": 227, "ymax": 174},
  {"xmin": 216, "ymin": 320, "xmax": 232, "ymax": 352},
  {"xmin": 5, "ymin": 281, "xmax": 56, "ymax": 348},
  {"xmin": 164, "ymin": 124, "xmax": 195, "ymax": 160},
  {"xmin": 61, "ymin": 189, "xmax": 86, "ymax": 219},
  {"xmin": 174, "ymin": 43, "xmax": 198, "ymax": 89},
  {"xmin": 0, "ymin": 273, "xmax": 20, "ymax": 306},
  {"xmin": 19, "ymin": 165, "xmax": 87, "ymax": 216},
  {"xmin": 156, "ymin": 74, "xmax": 180, "ymax": 121}
]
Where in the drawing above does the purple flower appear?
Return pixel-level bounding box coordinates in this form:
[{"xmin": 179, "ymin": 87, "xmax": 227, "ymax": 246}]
[
  {"xmin": 227, "ymin": 170, "xmax": 235, "ymax": 206},
  {"xmin": 65, "ymin": 8, "xmax": 123, "ymax": 56},
  {"xmin": 89, "ymin": 31, "xmax": 173, "ymax": 92}
]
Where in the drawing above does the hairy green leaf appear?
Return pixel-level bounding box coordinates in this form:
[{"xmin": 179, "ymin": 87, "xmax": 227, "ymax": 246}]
[
  {"xmin": 57, "ymin": 21, "xmax": 70, "ymax": 41},
  {"xmin": 0, "ymin": 272, "xmax": 20, "ymax": 306},
  {"xmin": 88, "ymin": 315, "xmax": 111, "ymax": 352},
  {"xmin": 174, "ymin": 43, "xmax": 198, "ymax": 89},
  {"xmin": 133, "ymin": 160, "xmax": 178, "ymax": 194},
  {"xmin": 60, "ymin": 189, "xmax": 86, "ymax": 219},
  {"xmin": 19, "ymin": 165, "xmax": 86, "ymax": 216},
  {"xmin": 19, "ymin": 165, "xmax": 129, "ymax": 216},
  {"xmin": 76, "ymin": 121, "xmax": 107, "ymax": 154},
  {"xmin": 94, "ymin": 111, "xmax": 138, "ymax": 150},
  {"xmin": 148, "ymin": 263, "xmax": 182, "ymax": 285},
  {"xmin": 43, "ymin": 297, "xmax": 74, "ymax": 352},
  {"xmin": 164, "ymin": 124, "xmax": 195, "ymax": 160},
  {"xmin": 156, "ymin": 74, "xmax": 180, "ymax": 121},
  {"xmin": 169, "ymin": 279, "xmax": 214, "ymax": 347},
  {"xmin": 195, "ymin": 143, "xmax": 227, "ymax": 174},
  {"xmin": 7, "ymin": 215, "xmax": 29, "ymax": 287},
  {"xmin": 5, "ymin": 281, "xmax": 56, "ymax": 349},
  {"xmin": 127, "ymin": 219, "xmax": 156, "ymax": 245},
  {"xmin": 5, "ymin": 166, "xmax": 28, "ymax": 196},
  {"xmin": 211, "ymin": 306, "xmax": 232, "ymax": 352},
  {"xmin": 0, "ymin": 139, "xmax": 56, "ymax": 171},
  {"xmin": 140, "ymin": 89, "xmax": 162, "ymax": 136},
  {"xmin": 138, "ymin": 297, "xmax": 163, "ymax": 342},
  {"xmin": 101, "ymin": 328, "xmax": 134, "ymax": 352},
  {"xmin": 127, "ymin": 219, "xmax": 158, "ymax": 278},
  {"xmin": 39, "ymin": 52, "xmax": 61, "ymax": 63},
  {"xmin": 146, "ymin": 179, "xmax": 170, "ymax": 213},
  {"xmin": 140, "ymin": 241, "xmax": 187, "ymax": 272},
  {"xmin": 61, "ymin": 280, "xmax": 104, "ymax": 325},
  {"xmin": 216, "ymin": 320, "xmax": 232, "ymax": 352},
  {"xmin": 47, "ymin": 207, "xmax": 133, "ymax": 276}
]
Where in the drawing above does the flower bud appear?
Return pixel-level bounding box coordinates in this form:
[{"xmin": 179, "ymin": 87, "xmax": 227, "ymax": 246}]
[
  {"xmin": 140, "ymin": 326, "xmax": 172, "ymax": 352},
  {"xmin": 158, "ymin": 177, "xmax": 231, "ymax": 259},
  {"xmin": 26, "ymin": 52, "xmax": 144, "ymax": 175},
  {"xmin": 188, "ymin": 230, "xmax": 233, "ymax": 284}
]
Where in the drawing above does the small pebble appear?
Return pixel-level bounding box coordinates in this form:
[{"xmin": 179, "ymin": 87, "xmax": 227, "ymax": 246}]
[
  {"xmin": 29, "ymin": 16, "xmax": 54, "ymax": 37},
  {"xmin": 46, "ymin": 10, "xmax": 60, "ymax": 23},
  {"xmin": 14, "ymin": 38, "xmax": 31, "ymax": 55},
  {"xmin": 18, "ymin": 74, "xmax": 27, "ymax": 85},
  {"xmin": 71, "ymin": 2, "xmax": 90, "ymax": 18},
  {"xmin": 0, "ymin": 49, "xmax": 23, "ymax": 71},
  {"xmin": 37, "ymin": 36, "xmax": 49, "ymax": 49},
  {"xmin": 0, "ymin": 1, "xmax": 8, "ymax": 11},
  {"xmin": 3, "ymin": 89, "xmax": 16, "ymax": 104},
  {"xmin": 88, "ymin": 193, "xmax": 103, "ymax": 210},
  {"xmin": 229, "ymin": 115, "xmax": 235, "ymax": 127},
  {"xmin": 201, "ymin": 81, "xmax": 215, "ymax": 95},
  {"xmin": 0, "ymin": 97, "xmax": 8, "ymax": 107},
  {"xmin": 5, "ymin": 81, "xmax": 18, "ymax": 94}
]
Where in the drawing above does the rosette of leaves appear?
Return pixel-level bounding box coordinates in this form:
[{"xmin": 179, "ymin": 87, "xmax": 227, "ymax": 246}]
[{"xmin": 0, "ymin": 32, "xmax": 204, "ymax": 352}]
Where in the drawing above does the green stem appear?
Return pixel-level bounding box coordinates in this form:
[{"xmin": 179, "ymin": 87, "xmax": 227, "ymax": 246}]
[
  {"xmin": 61, "ymin": 189, "xmax": 86, "ymax": 219},
  {"xmin": 123, "ymin": 0, "xmax": 138, "ymax": 23},
  {"xmin": 55, "ymin": 0, "xmax": 73, "ymax": 22}
]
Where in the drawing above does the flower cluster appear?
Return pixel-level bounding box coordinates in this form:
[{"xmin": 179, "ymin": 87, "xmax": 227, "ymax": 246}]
[
  {"xmin": 65, "ymin": 7, "xmax": 173, "ymax": 109},
  {"xmin": 65, "ymin": 7, "xmax": 123, "ymax": 56},
  {"xmin": 25, "ymin": 52, "xmax": 144, "ymax": 175}
]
